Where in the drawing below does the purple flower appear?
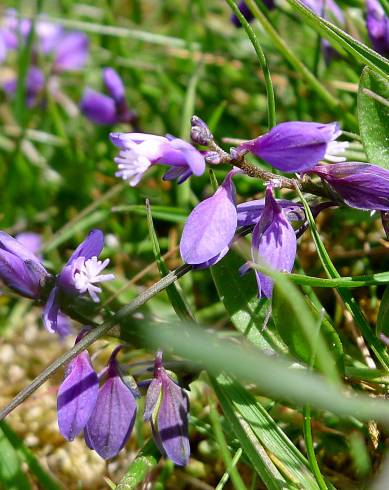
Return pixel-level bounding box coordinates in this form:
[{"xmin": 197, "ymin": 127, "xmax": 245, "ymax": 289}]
[
  {"xmin": 15, "ymin": 232, "xmax": 42, "ymax": 257},
  {"xmin": 310, "ymin": 163, "xmax": 389, "ymax": 211},
  {"xmin": 366, "ymin": 0, "xmax": 389, "ymax": 56},
  {"xmin": 80, "ymin": 68, "xmax": 136, "ymax": 125},
  {"xmin": 243, "ymin": 187, "xmax": 297, "ymax": 298},
  {"xmin": 231, "ymin": 1, "xmax": 274, "ymax": 27},
  {"xmin": 57, "ymin": 347, "xmax": 99, "ymax": 441},
  {"xmin": 53, "ymin": 32, "xmax": 89, "ymax": 72},
  {"xmin": 235, "ymin": 121, "xmax": 348, "ymax": 173},
  {"xmin": 0, "ymin": 231, "xmax": 49, "ymax": 299},
  {"xmin": 4, "ymin": 66, "xmax": 45, "ymax": 107},
  {"xmin": 301, "ymin": 0, "xmax": 344, "ymax": 24},
  {"xmin": 180, "ymin": 169, "xmax": 239, "ymax": 266},
  {"xmin": 144, "ymin": 352, "xmax": 190, "ymax": 467},
  {"xmin": 85, "ymin": 347, "xmax": 137, "ymax": 459},
  {"xmin": 237, "ymin": 199, "xmax": 305, "ymax": 227},
  {"xmin": 110, "ymin": 132, "xmax": 205, "ymax": 186},
  {"xmin": 43, "ymin": 229, "xmax": 115, "ymax": 334}
]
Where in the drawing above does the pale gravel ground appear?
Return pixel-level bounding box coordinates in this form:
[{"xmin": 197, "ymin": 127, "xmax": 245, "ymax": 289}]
[{"xmin": 0, "ymin": 307, "xmax": 135, "ymax": 489}]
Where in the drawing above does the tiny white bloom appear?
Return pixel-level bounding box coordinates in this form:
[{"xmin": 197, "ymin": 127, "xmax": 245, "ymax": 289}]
[
  {"xmin": 114, "ymin": 148, "xmax": 152, "ymax": 187},
  {"xmin": 73, "ymin": 256, "xmax": 115, "ymax": 302}
]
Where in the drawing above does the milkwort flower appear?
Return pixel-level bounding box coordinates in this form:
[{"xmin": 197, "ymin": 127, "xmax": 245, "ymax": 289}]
[
  {"xmin": 57, "ymin": 333, "xmax": 99, "ymax": 441},
  {"xmin": 144, "ymin": 352, "xmax": 190, "ymax": 467},
  {"xmin": 235, "ymin": 121, "xmax": 348, "ymax": 172},
  {"xmin": 0, "ymin": 231, "xmax": 49, "ymax": 299},
  {"xmin": 2, "ymin": 11, "xmax": 89, "ymax": 106},
  {"xmin": 81, "ymin": 68, "xmax": 136, "ymax": 125},
  {"xmin": 43, "ymin": 229, "xmax": 115, "ymax": 334},
  {"xmin": 366, "ymin": 0, "xmax": 389, "ymax": 56},
  {"xmin": 180, "ymin": 169, "xmax": 240, "ymax": 267},
  {"xmin": 241, "ymin": 186, "xmax": 297, "ymax": 298},
  {"xmin": 110, "ymin": 132, "xmax": 205, "ymax": 186},
  {"xmin": 85, "ymin": 346, "xmax": 138, "ymax": 459},
  {"xmin": 310, "ymin": 163, "xmax": 389, "ymax": 211}
]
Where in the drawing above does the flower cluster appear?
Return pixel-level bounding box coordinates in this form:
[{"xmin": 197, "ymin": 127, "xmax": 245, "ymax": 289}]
[
  {"xmin": 1, "ymin": 10, "xmax": 89, "ymax": 107},
  {"xmin": 58, "ymin": 347, "xmax": 189, "ymax": 464},
  {"xmin": 0, "ymin": 229, "xmax": 114, "ymax": 335},
  {"xmin": 80, "ymin": 68, "xmax": 137, "ymax": 126}
]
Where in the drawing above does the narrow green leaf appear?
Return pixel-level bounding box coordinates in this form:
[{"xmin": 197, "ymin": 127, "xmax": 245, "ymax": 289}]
[
  {"xmin": 112, "ymin": 205, "xmax": 187, "ymax": 223},
  {"xmin": 0, "ymin": 422, "xmax": 61, "ymax": 490},
  {"xmin": 146, "ymin": 200, "xmax": 194, "ymax": 321},
  {"xmin": 0, "ymin": 423, "xmax": 31, "ymax": 490},
  {"xmin": 358, "ymin": 67, "xmax": 389, "ymax": 168},
  {"xmin": 273, "ymin": 289, "xmax": 344, "ymax": 374},
  {"xmin": 211, "ymin": 251, "xmax": 286, "ymax": 352},
  {"xmin": 115, "ymin": 440, "xmax": 160, "ymax": 490},
  {"xmin": 211, "ymin": 376, "xmax": 289, "ymax": 489},
  {"xmin": 377, "ymin": 286, "xmax": 389, "ymax": 336},
  {"xmin": 211, "ymin": 375, "xmax": 328, "ymax": 489}
]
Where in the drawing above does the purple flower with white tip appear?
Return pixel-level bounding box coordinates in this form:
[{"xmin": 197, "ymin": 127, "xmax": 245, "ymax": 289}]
[
  {"xmin": 310, "ymin": 163, "xmax": 389, "ymax": 211},
  {"xmin": 43, "ymin": 229, "xmax": 115, "ymax": 334},
  {"xmin": 242, "ymin": 187, "xmax": 297, "ymax": 298},
  {"xmin": 110, "ymin": 132, "xmax": 205, "ymax": 186},
  {"xmin": 57, "ymin": 339, "xmax": 99, "ymax": 441},
  {"xmin": 0, "ymin": 231, "xmax": 49, "ymax": 299},
  {"xmin": 366, "ymin": 0, "xmax": 389, "ymax": 56},
  {"xmin": 180, "ymin": 169, "xmax": 239, "ymax": 267},
  {"xmin": 85, "ymin": 346, "xmax": 137, "ymax": 459},
  {"xmin": 144, "ymin": 352, "xmax": 190, "ymax": 467},
  {"xmin": 235, "ymin": 121, "xmax": 348, "ymax": 173},
  {"xmin": 80, "ymin": 68, "xmax": 136, "ymax": 125}
]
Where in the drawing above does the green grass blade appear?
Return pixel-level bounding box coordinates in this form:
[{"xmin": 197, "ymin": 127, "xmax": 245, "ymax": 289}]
[
  {"xmin": 296, "ymin": 186, "xmax": 389, "ymax": 371},
  {"xmin": 115, "ymin": 440, "xmax": 160, "ymax": 490},
  {"xmin": 146, "ymin": 199, "xmax": 194, "ymax": 321}
]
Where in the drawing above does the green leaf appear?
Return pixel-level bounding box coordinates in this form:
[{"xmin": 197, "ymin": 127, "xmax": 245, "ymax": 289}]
[
  {"xmin": 112, "ymin": 204, "xmax": 187, "ymax": 223},
  {"xmin": 146, "ymin": 200, "xmax": 194, "ymax": 321},
  {"xmin": 377, "ymin": 286, "xmax": 389, "ymax": 336},
  {"xmin": 273, "ymin": 289, "xmax": 344, "ymax": 374},
  {"xmin": 211, "ymin": 374, "xmax": 320, "ymax": 489},
  {"xmin": 211, "ymin": 251, "xmax": 286, "ymax": 352},
  {"xmin": 0, "ymin": 423, "xmax": 31, "ymax": 490},
  {"xmin": 115, "ymin": 440, "xmax": 160, "ymax": 490},
  {"xmin": 358, "ymin": 67, "xmax": 389, "ymax": 168},
  {"xmin": 0, "ymin": 422, "xmax": 61, "ymax": 490}
]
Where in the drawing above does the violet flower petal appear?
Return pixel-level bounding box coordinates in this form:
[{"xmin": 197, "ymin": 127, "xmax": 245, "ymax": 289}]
[
  {"xmin": 66, "ymin": 229, "xmax": 104, "ymax": 266},
  {"xmin": 169, "ymin": 138, "xmax": 206, "ymax": 176},
  {"xmin": 43, "ymin": 287, "xmax": 60, "ymax": 333},
  {"xmin": 15, "ymin": 232, "xmax": 42, "ymax": 257},
  {"xmin": 156, "ymin": 377, "xmax": 190, "ymax": 467},
  {"xmin": 144, "ymin": 378, "xmax": 162, "ymax": 421},
  {"xmin": 57, "ymin": 351, "xmax": 99, "ymax": 441},
  {"xmin": 86, "ymin": 370, "xmax": 137, "ymax": 459},
  {"xmin": 312, "ymin": 163, "xmax": 389, "ymax": 211},
  {"xmin": 80, "ymin": 88, "xmax": 118, "ymax": 125},
  {"xmin": 237, "ymin": 121, "xmax": 341, "ymax": 173},
  {"xmin": 366, "ymin": 0, "xmax": 389, "ymax": 56},
  {"xmin": 252, "ymin": 188, "xmax": 297, "ymax": 298},
  {"xmin": 54, "ymin": 32, "xmax": 89, "ymax": 71},
  {"xmin": 180, "ymin": 170, "xmax": 238, "ymax": 264},
  {"xmin": 103, "ymin": 67, "xmax": 125, "ymax": 103},
  {"xmin": 237, "ymin": 199, "xmax": 305, "ymax": 227}
]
